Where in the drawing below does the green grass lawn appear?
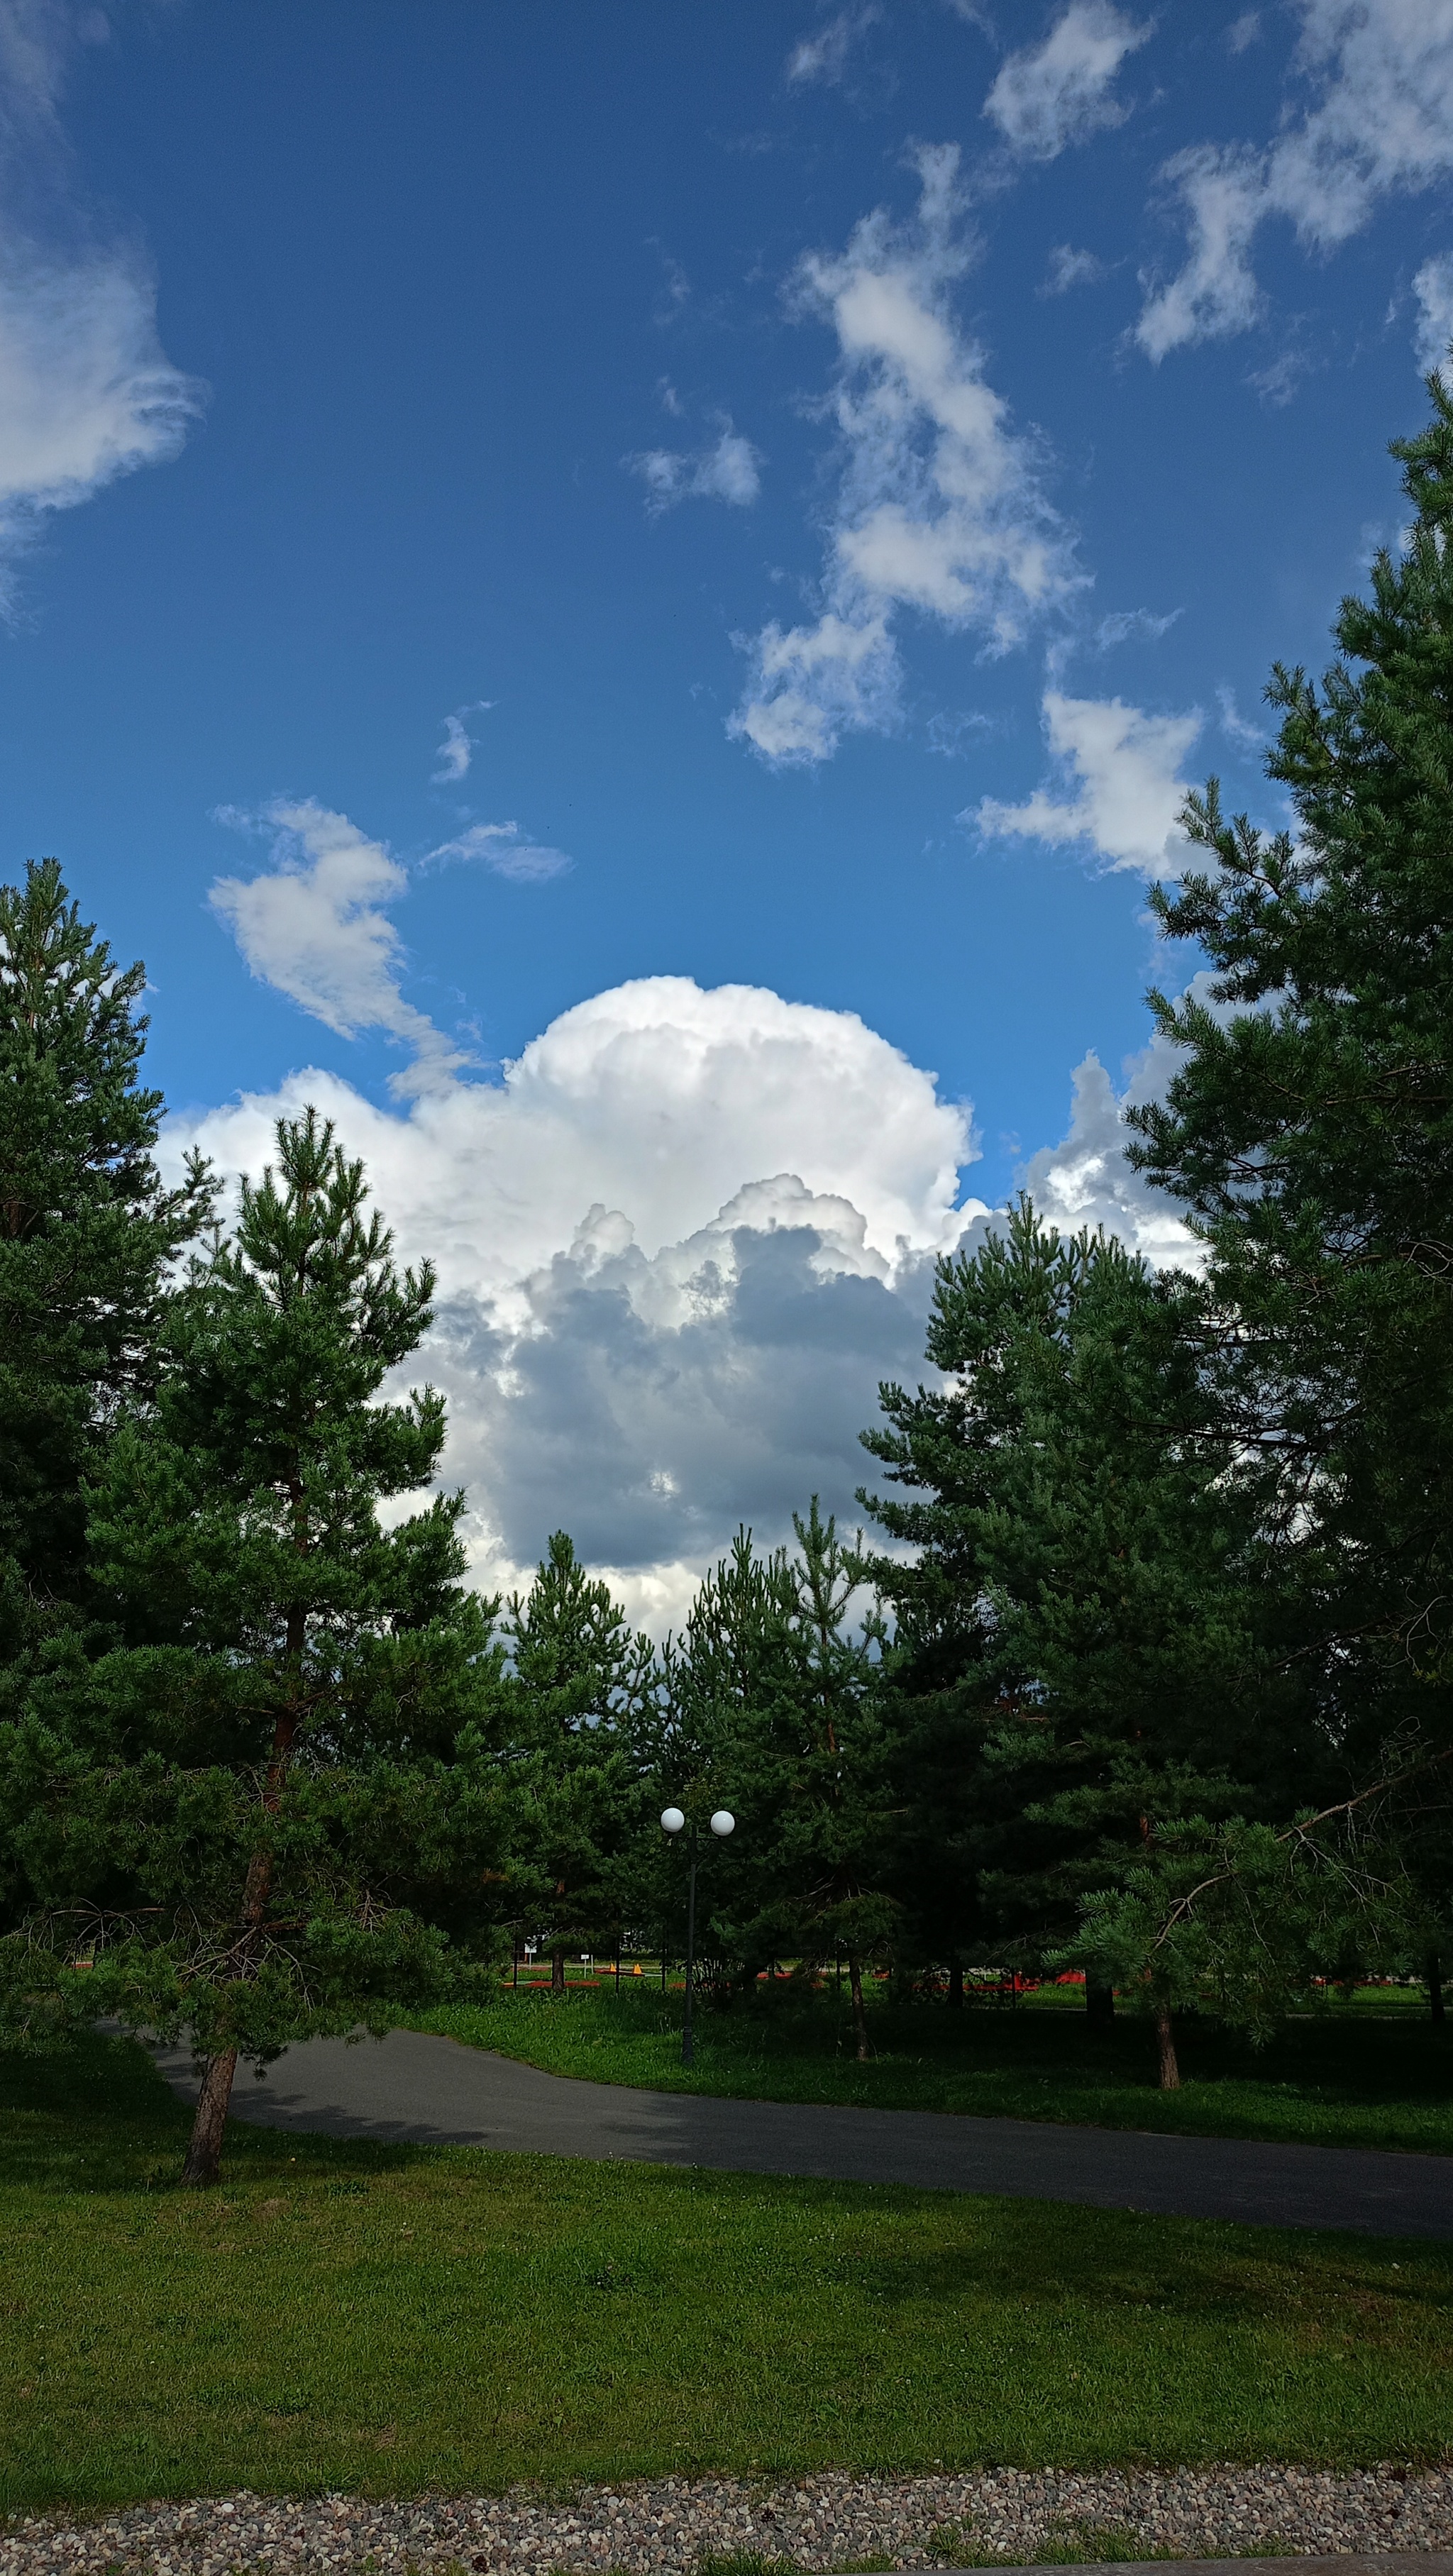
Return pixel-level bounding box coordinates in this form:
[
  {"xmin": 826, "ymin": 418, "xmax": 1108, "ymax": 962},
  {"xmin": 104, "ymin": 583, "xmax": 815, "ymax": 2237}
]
[
  {"xmin": 4, "ymin": 2033, "xmax": 1453, "ymax": 2515},
  {"xmin": 407, "ymin": 1982, "xmax": 1453, "ymax": 2155}
]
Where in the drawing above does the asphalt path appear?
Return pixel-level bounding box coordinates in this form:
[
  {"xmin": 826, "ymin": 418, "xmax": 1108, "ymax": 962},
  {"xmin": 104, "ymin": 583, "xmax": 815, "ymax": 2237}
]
[{"xmin": 148, "ymin": 2025, "xmax": 1453, "ymax": 2239}]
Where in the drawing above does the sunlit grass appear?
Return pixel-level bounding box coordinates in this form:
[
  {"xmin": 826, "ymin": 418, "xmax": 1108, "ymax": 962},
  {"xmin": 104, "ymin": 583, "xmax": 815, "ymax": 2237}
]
[{"xmin": 2, "ymin": 2034, "xmax": 1452, "ymax": 2514}]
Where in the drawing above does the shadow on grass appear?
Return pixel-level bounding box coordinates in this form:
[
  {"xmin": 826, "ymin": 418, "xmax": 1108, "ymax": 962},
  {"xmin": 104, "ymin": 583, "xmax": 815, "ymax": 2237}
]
[
  {"xmin": 0, "ymin": 2033, "xmax": 437, "ymax": 2196},
  {"xmin": 4, "ymin": 2030, "xmax": 1453, "ymax": 2514}
]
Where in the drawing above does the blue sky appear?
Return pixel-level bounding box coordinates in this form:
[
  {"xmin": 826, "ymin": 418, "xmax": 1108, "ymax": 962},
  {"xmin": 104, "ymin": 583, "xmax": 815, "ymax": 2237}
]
[{"xmin": 5, "ymin": 0, "xmax": 1452, "ymax": 1615}]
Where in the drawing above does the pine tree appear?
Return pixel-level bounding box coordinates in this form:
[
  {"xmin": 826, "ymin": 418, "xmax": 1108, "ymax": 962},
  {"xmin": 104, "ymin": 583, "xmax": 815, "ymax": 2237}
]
[
  {"xmin": 648, "ymin": 1512, "xmax": 895, "ymax": 2057},
  {"xmin": 631, "ymin": 1529, "xmax": 801, "ymax": 1993},
  {"xmin": 0, "ymin": 1109, "xmax": 509, "ymax": 2182},
  {"xmin": 502, "ymin": 1534, "xmax": 653, "ymax": 1989},
  {"xmin": 863, "ymin": 1203, "xmax": 1311, "ymax": 2080},
  {"xmin": 0, "ymin": 859, "xmax": 210, "ymax": 1681},
  {"xmin": 1129, "ymin": 370, "xmax": 1453, "ymax": 1852}
]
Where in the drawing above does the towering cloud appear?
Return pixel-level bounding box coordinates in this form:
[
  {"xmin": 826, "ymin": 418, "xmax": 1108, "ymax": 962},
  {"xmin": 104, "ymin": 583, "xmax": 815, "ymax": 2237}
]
[
  {"xmin": 197, "ymin": 801, "xmax": 1203, "ymax": 1620},
  {"xmin": 188, "ymin": 882, "xmax": 994, "ymax": 1619}
]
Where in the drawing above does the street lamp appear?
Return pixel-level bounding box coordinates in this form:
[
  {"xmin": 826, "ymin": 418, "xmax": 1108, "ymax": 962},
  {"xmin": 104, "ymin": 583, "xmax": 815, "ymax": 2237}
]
[{"xmin": 661, "ymin": 1803, "xmax": 736, "ymax": 2065}]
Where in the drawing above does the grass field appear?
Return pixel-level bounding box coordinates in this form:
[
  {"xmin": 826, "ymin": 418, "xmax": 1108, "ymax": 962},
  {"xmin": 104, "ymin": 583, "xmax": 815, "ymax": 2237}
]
[
  {"xmin": 407, "ymin": 1981, "xmax": 1453, "ymax": 2155},
  {"xmin": 3, "ymin": 2033, "xmax": 1453, "ymax": 2514}
]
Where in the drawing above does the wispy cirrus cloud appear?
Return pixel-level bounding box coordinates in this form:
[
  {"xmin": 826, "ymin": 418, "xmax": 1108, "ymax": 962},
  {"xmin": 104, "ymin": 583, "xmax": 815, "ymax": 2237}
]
[
  {"xmin": 208, "ymin": 792, "xmax": 573, "ymax": 1104},
  {"xmin": 1216, "ymin": 682, "xmax": 1266, "ymax": 749},
  {"xmin": 626, "ymin": 420, "xmax": 761, "ymax": 514},
  {"xmin": 983, "ymin": 1, "xmax": 1153, "ymax": 162},
  {"xmin": 0, "ymin": 1, "xmax": 201, "ymax": 612},
  {"xmin": 731, "ymin": 145, "xmax": 1080, "ymax": 767},
  {"xmin": 785, "ymin": 0, "xmax": 883, "ymax": 87},
  {"xmin": 0, "ymin": 255, "xmax": 201, "ymax": 603},
  {"xmin": 1093, "ymin": 604, "xmax": 1181, "ymax": 648},
  {"xmin": 1139, "ymin": 0, "xmax": 1453, "ymax": 361},
  {"xmin": 1413, "ymin": 250, "xmax": 1453, "ymax": 370},
  {"xmin": 431, "ymin": 702, "xmax": 492, "ymax": 783},
  {"xmin": 427, "ymin": 821, "xmax": 573, "ymax": 883},
  {"xmin": 1040, "ymin": 242, "xmax": 1109, "ymax": 294}
]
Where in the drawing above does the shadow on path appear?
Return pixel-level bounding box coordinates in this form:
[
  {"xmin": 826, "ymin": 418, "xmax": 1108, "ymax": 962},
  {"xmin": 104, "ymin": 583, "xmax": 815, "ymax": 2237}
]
[{"xmin": 149, "ymin": 2027, "xmax": 1453, "ymax": 2238}]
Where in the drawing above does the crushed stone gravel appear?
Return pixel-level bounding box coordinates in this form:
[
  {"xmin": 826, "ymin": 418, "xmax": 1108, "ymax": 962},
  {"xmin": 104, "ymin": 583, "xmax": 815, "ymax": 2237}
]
[{"xmin": 4, "ymin": 2467, "xmax": 1452, "ymax": 2576}]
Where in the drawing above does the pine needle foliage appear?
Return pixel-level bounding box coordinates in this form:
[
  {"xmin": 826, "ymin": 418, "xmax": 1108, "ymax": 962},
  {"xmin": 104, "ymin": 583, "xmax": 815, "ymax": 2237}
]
[
  {"xmin": 0, "ymin": 859, "xmax": 211, "ymax": 1681},
  {"xmin": 1129, "ymin": 371, "xmax": 1453, "ymax": 1747},
  {"xmin": 0, "ymin": 1108, "xmax": 510, "ymax": 2179}
]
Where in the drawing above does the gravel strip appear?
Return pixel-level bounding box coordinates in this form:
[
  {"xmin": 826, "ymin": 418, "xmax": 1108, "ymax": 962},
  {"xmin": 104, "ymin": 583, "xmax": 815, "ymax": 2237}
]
[{"xmin": 4, "ymin": 2467, "xmax": 1452, "ymax": 2576}]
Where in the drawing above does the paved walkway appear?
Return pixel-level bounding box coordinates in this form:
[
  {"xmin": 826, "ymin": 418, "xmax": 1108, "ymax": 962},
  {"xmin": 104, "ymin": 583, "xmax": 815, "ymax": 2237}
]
[{"xmin": 150, "ymin": 2025, "xmax": 1453, "ymax": 2238}]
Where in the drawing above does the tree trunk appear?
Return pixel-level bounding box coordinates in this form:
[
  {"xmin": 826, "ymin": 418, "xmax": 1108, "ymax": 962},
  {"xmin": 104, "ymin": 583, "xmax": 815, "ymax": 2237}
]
[
  {"xmin": 1153, "ymin": 1999, "xmax": 1181, "ymax": 2090},
  {"xmin": 1085, "ymin": 1975, "xmax": 1116, "ymax": 2032},
  {"xmin": 848, "ymin": 1952, "xmax": 870, "ymax": 2062},
  {"xmin": 1429, "ymin": 1952, "xmax": 1446, "ymax": 2025},
  {"xmin": 182, "ymin": 2048, "xmax": 238, "ymax": 2187},
  {"xmin": 948, "ymin": 1959, "xmax": 963, "ymax": 2010},
  {"xmin": 180, "ymin": 1791, "xmax": 284, "ymax": 2187},
  {"xmin": 551, "ymin": 1945, "xmax": 566, "ymax": 1995}
]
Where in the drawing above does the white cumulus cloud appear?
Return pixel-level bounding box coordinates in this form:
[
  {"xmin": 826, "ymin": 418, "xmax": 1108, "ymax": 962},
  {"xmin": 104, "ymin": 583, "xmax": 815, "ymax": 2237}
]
[
  {"xmin": 421, "ymin": 1178, "xmax": 941, "ymax": 1607},
  {"xmin": 974, "ymin": 690, "xmax": 1201, "ymax": 875},
  {"xmin": 1139, "ymin": 0, "xmax": 1453, "ymax": 360},
  {"xmin": 733, "ymin": 146, "xmax": 1078, "ymax": 767},
  {"xmin": 209, "ymin": 800, "xmax": 472, "ymax": 1097},
  {"xmin": 184, "ymin": 971, "xmax": 978, "ymax": 1303},
  {"xmin": 172, "ymin": 973, "xmax": 988, "ymax": 1620},
  {"xmin": 188, "ymin": 825, "xmax": 1208, "ymax": 1618},
  {"xmin": 1018, "ymin": 1042, "xmax": 1201, "ymax": 1270},
  {"xmin": 195, "ymin": 795, "xmax": 1205, "ymax": 1619},
  {"xmin": 984, "ymin": 2, "xmax": 1152, "ymax": 161},
  {"xmin": 627, "ymin": 421, "xmax": 761, "ymax": 514}
]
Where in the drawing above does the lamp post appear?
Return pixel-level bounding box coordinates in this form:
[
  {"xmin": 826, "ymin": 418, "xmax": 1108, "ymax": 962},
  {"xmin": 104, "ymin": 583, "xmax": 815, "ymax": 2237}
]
[{"xmin": 661, "ymin": 1803, "xmax": 735, "ymax": 2065}]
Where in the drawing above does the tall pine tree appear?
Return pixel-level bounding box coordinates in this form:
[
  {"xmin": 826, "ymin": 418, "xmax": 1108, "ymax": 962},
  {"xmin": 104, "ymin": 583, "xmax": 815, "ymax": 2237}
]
[
  {"xmin": 643, "ymin": 1511, "xmax": 895, "ymax": 2057},
  {"xmin": 0, "ymin": 1110, "xmax": 509, "ymax": 2182},
  {"xmin": 0, "ymin": 860, "xmax": 210, "ymax": 1686},
  {"xmin": 1129, "ymin": 370, "xmax": 1453, "ymax": 1905},
  {"xmin": 501, "ymin": 1533, "xmax": 654, "ymax": 1989},
  {"xmin": 863, "ymin": 1204, "xmax": 1312, "ymax": 2079}
]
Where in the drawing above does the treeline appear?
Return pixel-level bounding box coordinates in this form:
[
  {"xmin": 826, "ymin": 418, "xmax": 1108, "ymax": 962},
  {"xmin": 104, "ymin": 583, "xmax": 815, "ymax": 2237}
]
[{"xmin": 3, "ymin": 381, "xmax": 1452, "ymax": 2183}]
